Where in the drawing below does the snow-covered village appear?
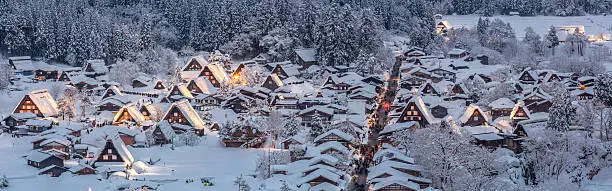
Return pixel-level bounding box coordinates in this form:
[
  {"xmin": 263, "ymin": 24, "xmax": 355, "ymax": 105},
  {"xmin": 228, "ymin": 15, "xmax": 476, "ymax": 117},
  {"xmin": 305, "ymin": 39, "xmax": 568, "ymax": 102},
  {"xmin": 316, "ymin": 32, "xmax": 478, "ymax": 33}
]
[{"xmin": 1, "ymin": 0, "xmax": 612, "ymax": 191}]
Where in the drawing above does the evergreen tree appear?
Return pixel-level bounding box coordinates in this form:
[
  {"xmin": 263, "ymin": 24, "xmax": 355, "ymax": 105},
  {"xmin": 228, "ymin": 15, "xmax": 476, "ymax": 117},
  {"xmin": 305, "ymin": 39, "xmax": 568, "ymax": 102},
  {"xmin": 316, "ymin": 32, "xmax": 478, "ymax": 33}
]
[
  {"xmin": 544, "ymin": 26, "xmax": 560, "ymax": 56},
  {"xmin": 595, "ymin": 73, "xmax": 612, "ymax": 106},
  {"xmin": 547, "ymin": 89, "xmax": 574, "ymax": 132},
  {"xmin": 309, "ymin": 114, "xmax": 325, "ymax": 139},
  {"xmin": 523, "ymin": 27, "xmax": 543, "ymax": 55}
]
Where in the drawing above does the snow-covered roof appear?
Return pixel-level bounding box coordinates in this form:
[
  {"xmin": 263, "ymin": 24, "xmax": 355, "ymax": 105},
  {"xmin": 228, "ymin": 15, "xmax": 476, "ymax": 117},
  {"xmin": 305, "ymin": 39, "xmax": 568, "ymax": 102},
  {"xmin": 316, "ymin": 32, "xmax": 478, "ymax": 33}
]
[
  {"xmin": 113, "ymin": 103, "xmax": 147, "ymax": 124},
  {"xmin": 402, "ymin": 96, "xmax": 435, "ymax": 124},
  {"xmin": 371, "ymin": 178, "xmax": 420, "ymax": 191},
  {"xmin": 306, "ymin": 141, "xmax": 351, "ymax": 157},
  {"xmin": 314, "ymin": 129, "xmax": 355, "ymax": 143},
  {"xmin": 299, "ymin": 106, "xmax": 334, "ymax": 116},
  {"xmin": 192, "ymin": 76, "xmax": 218, "ymax": 95},
  {"xmin": 367, "ymin": 165, "xmax": 431, "ymax": 184},
  {"xmin": 84, "ymin": 59, "xmax": 108, "ymax": 74},
  {"xmin": 310, "ymin": 182, "xmax": 342, "ymax": 191},
  {"xmin": 40, "ymin": 138, "xmax": 71, "ymax": 146},
  {"xmin": 155, "ymin": 120, "xmax": 176, "ymax": 140},
  {"xmin": 294, "ymin": 48, "xmax": 317, "ymax": 62},
  {"xmin": 268, "ymin": 74, "xmax": 284, "ymax": 87},
  {"xmin": 13, "ymin": 89, "xmax": 59, "ymax": 118},
  {"xmin": 472, "ymin": 133, "xmax": 504, "ymax": 141},
  {"xmin": 163, "ymin": 100, "xmax": 206, "ymax": 130},
  {"xmin": 461, "ymin": 125, "xmax": 499, "ymax": 135},
  {"xmin": 488, "ymin": 98, "xmax": 515, "ymax": 110},
  {"xmin": 26, "ymin": 151, "xmax": 59, "ymax": 162},
  {"xmin": 68, "ymin": 164, "xmax": 95, "ymax": 173},
  {"xmin": 25, "ymin": 119, "xmax": 53, "ymax": 127},
  {"xmin": 182, "ymin": 55, "xmax": 209, "ymax": 71},
  {"xmin": 108, "ymin": 138, "xmax": 135, "ymax": 164},
  {"xmin": 459, "ymin": 104, "xmax": 488, "ymax": 124},
  {"xmin": 4, "ymin": 112, "xmax": 37, "ymax": 120},
  {"xmin": 297, "ymin": 168, "xmax": 342, "ymax": 186},
  {"xmin": 307, "ymin": 154, "xmax": 340, "ymax": 166},
  {"xmin": 373, "ymin": 148, "xmax": 414, "ymax": 164},
  {"xmin": 380, "ymin": 121, "xmax": 419, "ymax": 135},
  {"xmin": 206, "ymin": 62, "xmax": 231, "ymax": 83},
  {"xmin": 510, "ymin": 101, "xmax": 531, "ymax": 120},
  {"xmin": 447, "ymin": 48, "xmax": 467, "ymax": 56}
]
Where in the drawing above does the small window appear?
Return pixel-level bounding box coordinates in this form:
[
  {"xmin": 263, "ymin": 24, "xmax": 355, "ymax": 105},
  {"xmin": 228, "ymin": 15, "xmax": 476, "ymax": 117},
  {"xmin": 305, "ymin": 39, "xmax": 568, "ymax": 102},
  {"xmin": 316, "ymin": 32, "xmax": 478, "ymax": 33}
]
[
  {"xmin": 103, "ymin": 155, "xmax": 108, "ymax": 160},
  {"xmin": 108, "ymin": 149, "xmax": 113, "ymax": 153},
  {"xmin": 112, "ymin": 155, "xmax": 117, "ymax": 160}
]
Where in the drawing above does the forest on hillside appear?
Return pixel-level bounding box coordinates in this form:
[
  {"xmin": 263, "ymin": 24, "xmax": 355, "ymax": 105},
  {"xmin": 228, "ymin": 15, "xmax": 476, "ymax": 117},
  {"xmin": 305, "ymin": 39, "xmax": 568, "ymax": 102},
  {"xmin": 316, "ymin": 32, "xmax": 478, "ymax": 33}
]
[{"xmin": 0, "ymin": 0, "xmax": 610, "ymax": 69}]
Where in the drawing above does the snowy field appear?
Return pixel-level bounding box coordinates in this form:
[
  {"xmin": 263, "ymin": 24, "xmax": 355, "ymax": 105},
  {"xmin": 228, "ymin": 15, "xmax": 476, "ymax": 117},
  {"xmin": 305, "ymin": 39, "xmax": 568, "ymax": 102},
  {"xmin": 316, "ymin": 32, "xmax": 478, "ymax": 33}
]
[
  {"xmin": 0, "ymin": 133, "xmax": 261, "ymax": 191},
  {"xmin": 442, "ymin": 15, "xmax": 612, "ymax": 39}
]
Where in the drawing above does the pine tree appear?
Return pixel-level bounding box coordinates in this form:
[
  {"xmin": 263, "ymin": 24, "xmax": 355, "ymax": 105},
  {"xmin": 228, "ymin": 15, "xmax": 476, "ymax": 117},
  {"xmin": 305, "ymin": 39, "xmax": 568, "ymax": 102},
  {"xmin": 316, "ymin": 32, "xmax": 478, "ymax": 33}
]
[
  {"xmin": 595, "ymin": 73, "xmax": 612, "ymax": 106},
  {"xmin": 476, "ymin": 18, "xmax": 490, "ymax": 46},
  {"xmin": 545, "ymin": 26, "xmax": 560, "ymax": 56},
  {"xmin": 309, "ymin": 114, "xmax": 325, "ymax": 139},
  {"xmin": 523, "ymin": 27, "xmax": 543, "ymax": 55},
  {"xmin": 547, "ymin": 89, "xmax": 574, "ymax": 132}
]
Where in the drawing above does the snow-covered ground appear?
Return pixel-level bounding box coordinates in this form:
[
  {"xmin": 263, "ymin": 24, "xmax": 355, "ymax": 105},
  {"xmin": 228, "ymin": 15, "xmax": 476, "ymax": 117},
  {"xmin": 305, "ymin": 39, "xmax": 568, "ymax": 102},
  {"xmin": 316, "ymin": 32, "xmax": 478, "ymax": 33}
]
[
  {"xmin": 586, "ymin": 167, "xmax": 612, "ymax": 191},
  {"xmin": 441, "ymin": 15, "xmax": 612, "ymax": 39},
  {"xmin": 0, "ymin": 133, "xmax": 261, "ymax": 191}
]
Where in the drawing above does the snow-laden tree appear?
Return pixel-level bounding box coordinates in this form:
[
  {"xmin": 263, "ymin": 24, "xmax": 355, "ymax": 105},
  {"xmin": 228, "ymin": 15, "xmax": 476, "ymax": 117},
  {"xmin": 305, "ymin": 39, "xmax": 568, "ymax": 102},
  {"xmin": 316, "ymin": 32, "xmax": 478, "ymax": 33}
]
[
  {"xmin": 309, "ymin": 114, "xmax": 326, "ymax": 139},
  {"xmin": 523, "ymin": 27, "xmax": 543, "ymax": 55},
  {"xmin": 254, "ymin": 150, "xmax": 290, "ymax": 178},
  {"xmin": 521, "ymin": 129, "xmax": 609, "ymax": 187},
  {"xmin": 263, "ymin": 111, "xmax": 284, "ymax": 140},
  {"xmin": 544, "ymin": 26, "xmax": 560, "ymax": 56},
  {"xmin": 109, "ymin": 59, "xmax": 140, "ymax": 86},
  {"xmin": 180, "ymin": 131, "xmax": 201, "ymax": 146},
  {"xmin": 0, "ymin": 64, "xmax": 14, "ymax": 93},
  {"xmin": 547, "ymin": 89, "xmax": 574, "ymax": 132},
  {"xmin": 315, "ymin": 3, "xmax": 357, "ymax": 67},
  {"xmin": 234, "ymin": 174, "xmax": 251, "ymax": 191},
  {"xmin": 259, "ymin": 27, "xmax": 300, "ymax": 62},
  {"xmin": 280, "ymin": 115, "xmax": 301, "ymax": 139},
  {"xmin": 595, "ymin": 73, "xmax": 612, "ymax": 107},
  {"xmin": 391, "ymin": 126, "xmax": 504, "ymax": 190},
  {"xmin": 132, "ymin": 46, "xmax": 178, "ymax": 76}
]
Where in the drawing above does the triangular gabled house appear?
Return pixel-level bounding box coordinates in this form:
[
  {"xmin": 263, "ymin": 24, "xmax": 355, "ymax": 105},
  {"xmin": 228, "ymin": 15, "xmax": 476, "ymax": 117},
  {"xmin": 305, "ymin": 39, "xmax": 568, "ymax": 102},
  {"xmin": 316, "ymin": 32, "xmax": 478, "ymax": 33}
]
[
  {"xmin": 139, "ymin": 102, "xmax": 158, "ymax": 121},
  {"xmin": 522, "ymin": 88, "xmax": 553, "ymax": 113},
  {"xmin": 418, "ymin": 81, "xmax": 440, "ymax": 96},
  {"xmin": 153, "ymin": 80, "xmax": 166, "ymax": 90},
  {"xmin": 162, "ymin": 100, "xmax": 206, "ymax": 135},
  {"xmin": 450, "ymin": 82, "xmax": 469, "ymax": 95},
  {"xmin": 198, "ymin": 63, "xmax": 230, "ymax": 88},
  {"xmin": 112, "ymin": 103, "xmax": 147, "ymax": 126},
  {"xmin": 13, "ymin": 89, "xmax": 59, "ymax": 118},
  {"xmin": 167, "ymin": 83, "xmax": 194, "ymax": 102},
  {"xmin": 102, "ymin": 86, "xmax": 123, "ymax": 99},
  {"xmin": 152, "ymin": 120, "xmax": 175, "ymax": 145},
  {"xmin": 262, "ymin": 74, "xmax": 284, "ymax": 90},
  {"xmin": 93, "ymin": 138, "xmax": 134, "ymax": 168},
  {"xmin": 182, "ymin": 55, "xmax": 208, "ymax": 72},
  {"xmin": 518, "ymin": 70, "xmax": 537, "ymax": 84},
  {"xmin": 396, "ymin": 96, "xmax": 434, "ymax": 126},
  {"xmin": 187, "ymin": 76, "xmax": 218, "ymax": 95},
  {"xmin": 313, "ymin": 129, "xmax": 355, "ymax": 147},
  {"xmin": 57, "ymin": 72, "xmax": 71, "ymax": 82},
  {"xmin": 460, "ymin": 104, "xmax": 488, "ymax": 127},
  {"xmin": 510, "ymin": 101, "xmax": 531, "ymax": 124}
]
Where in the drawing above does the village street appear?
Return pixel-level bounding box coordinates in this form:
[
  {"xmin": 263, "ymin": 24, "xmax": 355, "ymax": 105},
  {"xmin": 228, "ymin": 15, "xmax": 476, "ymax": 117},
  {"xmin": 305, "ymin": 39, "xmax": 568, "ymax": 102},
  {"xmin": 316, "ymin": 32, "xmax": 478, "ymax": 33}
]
[{"xmin": 351, "ymin": 56, "xmax": 403, "ymax": 191}]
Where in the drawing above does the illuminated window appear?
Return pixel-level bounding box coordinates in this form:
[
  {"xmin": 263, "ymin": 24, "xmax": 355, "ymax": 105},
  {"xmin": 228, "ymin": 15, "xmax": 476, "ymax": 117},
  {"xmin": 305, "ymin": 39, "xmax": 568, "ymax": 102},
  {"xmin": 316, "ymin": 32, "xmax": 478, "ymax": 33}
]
[
  {"xmin": 108, "ymin": 149, "xmax": 112, "ymax": 153},
  {"xmin": 112, "ymin": 155, "xmax": 117, "ymax": 160},
  {"xmin": 103, "ymin": 155, "xmax": 108, "ymax": 160}
]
